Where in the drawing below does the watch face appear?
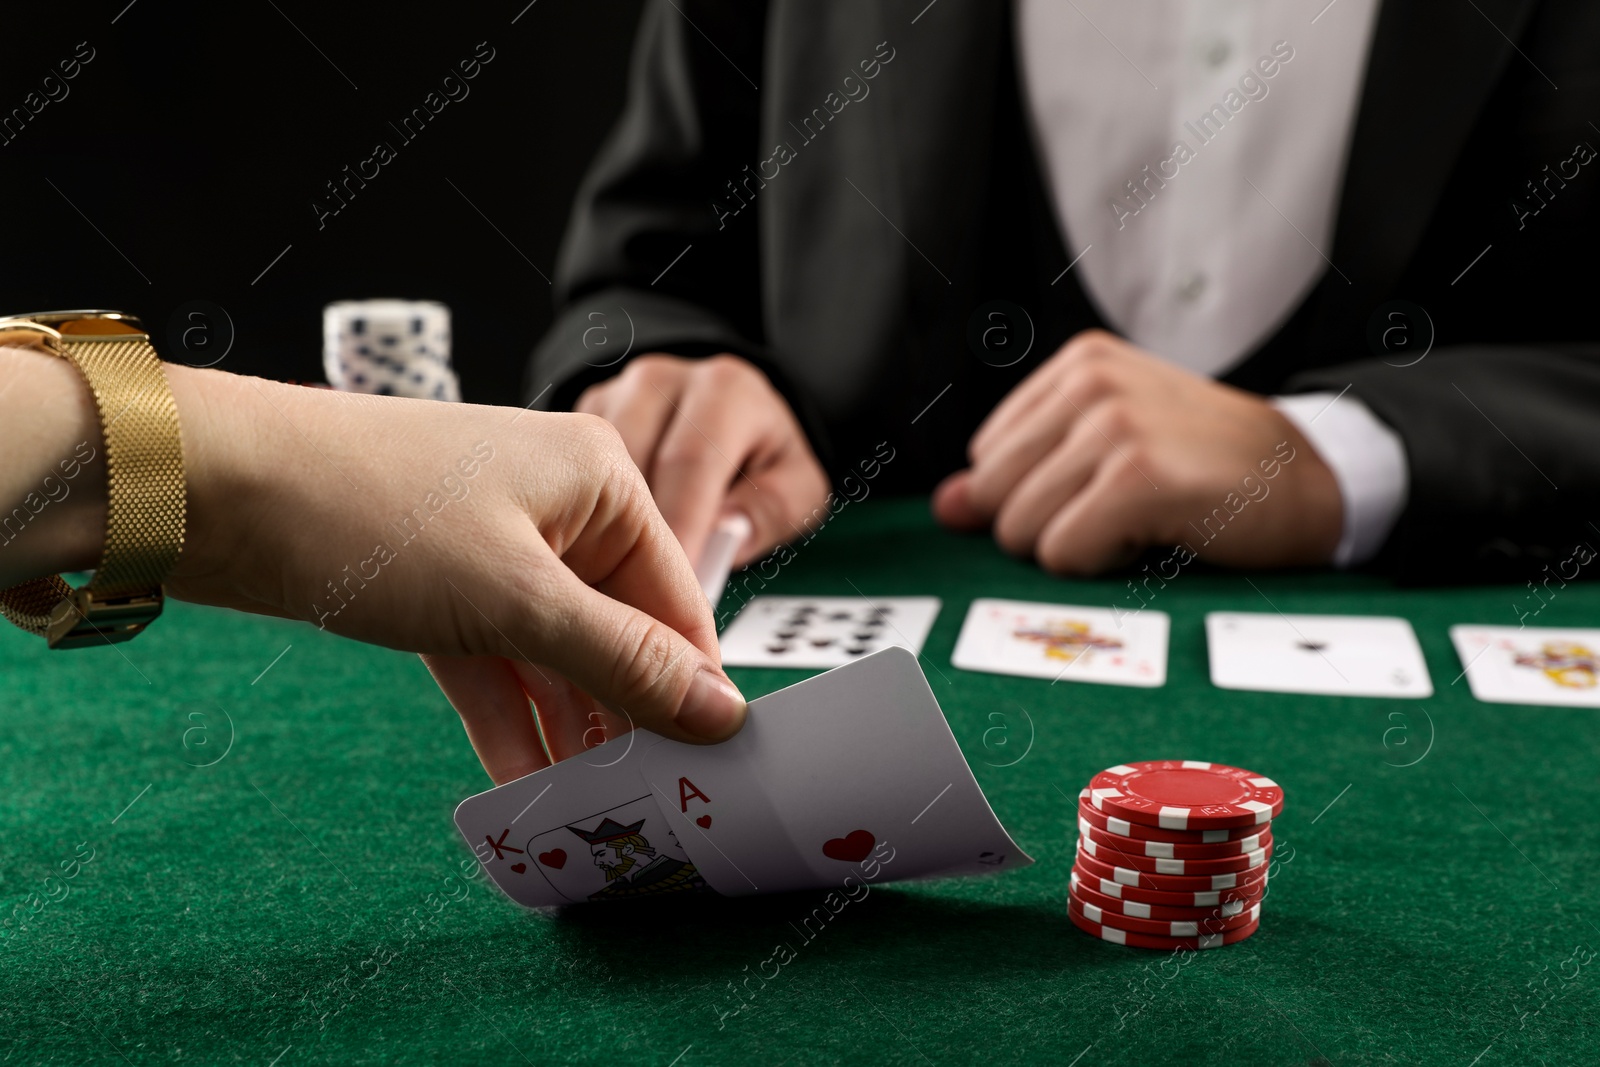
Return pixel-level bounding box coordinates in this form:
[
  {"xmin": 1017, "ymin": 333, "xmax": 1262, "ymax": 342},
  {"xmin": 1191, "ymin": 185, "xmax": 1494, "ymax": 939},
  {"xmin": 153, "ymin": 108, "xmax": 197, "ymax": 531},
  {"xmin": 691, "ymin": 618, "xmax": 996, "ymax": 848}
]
[
  {"xmin": 0, "ymin": 311, "xmax": 145, "ymax": 349},
  {"xmin": 2, "ymin": 309, "xmax": 141, "ymax": 328}
]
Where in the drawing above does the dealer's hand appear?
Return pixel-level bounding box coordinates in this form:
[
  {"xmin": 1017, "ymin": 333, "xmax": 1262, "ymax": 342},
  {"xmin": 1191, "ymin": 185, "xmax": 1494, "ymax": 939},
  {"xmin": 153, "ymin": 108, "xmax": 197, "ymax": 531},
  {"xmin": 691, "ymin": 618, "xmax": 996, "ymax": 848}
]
[
  {"xmin": 932, "ymin": 330, "xmax": 1343, "ymax": 573},
  {"xmin": 575, "ymin": 354, "xmax": 830, "ymax": 568}
]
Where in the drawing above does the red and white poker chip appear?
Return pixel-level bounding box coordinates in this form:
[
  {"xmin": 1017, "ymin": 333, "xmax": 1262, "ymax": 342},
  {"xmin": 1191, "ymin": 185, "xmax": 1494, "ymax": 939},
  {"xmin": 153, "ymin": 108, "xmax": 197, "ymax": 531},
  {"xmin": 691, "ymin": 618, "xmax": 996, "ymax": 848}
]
[
  {"xmin": 1078, "ymin": 816, "xmax": 1271, "ymax": 859},
  {"xmin": 1070, "ymin": 871, "xmax": 1253, "ymax": 922},
  {"xmin": 1078, "ymin": 796, "xmax": 1264, "ymax": 843},
  {"xmin": 1086, "ymin": 761, "xmax": 1283, "ymax": 830},
  {"xmin": 1069, "ymin": 893, "xmax": 1260, "ymax": 937},
  {"xmin": 1072, "ymin": 868, "xmax": 1269, "ymax": 908},
  {"xmin": 1075, "ymin": 847, "xmax": 1271, "ymax": 893},
  {"xmin": 1067, "ymin": 904, "xmax": 1262, "ymax": 950},
  {"xmin": 1078, "ymin": 834, "xmax": 1272, "ymax": 875}
]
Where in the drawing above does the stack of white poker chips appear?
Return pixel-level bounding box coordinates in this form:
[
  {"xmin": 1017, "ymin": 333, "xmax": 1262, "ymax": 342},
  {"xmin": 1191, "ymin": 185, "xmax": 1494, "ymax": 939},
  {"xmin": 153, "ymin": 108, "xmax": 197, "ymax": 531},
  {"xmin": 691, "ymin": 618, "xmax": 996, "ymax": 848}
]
[{"xmin": 322, "ymin": 299, "xmax": 461, "ymax": 402}]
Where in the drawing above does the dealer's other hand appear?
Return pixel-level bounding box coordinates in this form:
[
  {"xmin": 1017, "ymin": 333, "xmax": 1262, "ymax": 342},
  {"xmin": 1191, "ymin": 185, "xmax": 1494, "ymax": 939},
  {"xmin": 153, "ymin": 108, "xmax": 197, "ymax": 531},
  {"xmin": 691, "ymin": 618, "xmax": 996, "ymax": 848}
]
[
  {"xmin": 932, "ymin": 330, "xmax": 1343, "ymax": 573},
  {"xmin": 575, "ymin": 354, "xmax": 830, "ymax": 568}
]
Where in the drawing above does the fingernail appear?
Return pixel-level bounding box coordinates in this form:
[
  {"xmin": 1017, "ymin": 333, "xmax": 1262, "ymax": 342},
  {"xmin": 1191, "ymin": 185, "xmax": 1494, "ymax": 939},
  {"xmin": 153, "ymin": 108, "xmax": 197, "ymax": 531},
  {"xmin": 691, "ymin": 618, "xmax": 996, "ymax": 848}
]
[{"xmin": 678, "ymin": 670, "xmax": 748, "ymax": 740}]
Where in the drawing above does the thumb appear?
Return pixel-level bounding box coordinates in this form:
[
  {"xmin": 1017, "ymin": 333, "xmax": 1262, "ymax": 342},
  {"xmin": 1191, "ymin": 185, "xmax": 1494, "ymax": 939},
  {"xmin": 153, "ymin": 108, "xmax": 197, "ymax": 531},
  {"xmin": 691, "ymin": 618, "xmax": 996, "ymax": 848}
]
[
  {"xmin": 531, "ymin": 569, "xmax": 748, "ymax": 744},
  {"xmin": 931, "ymin": 470, "xmax": 990, "ymax": 531},
  {"xmin": 724, "ymin": 452, "xmax": 831, "ymax": 568}
]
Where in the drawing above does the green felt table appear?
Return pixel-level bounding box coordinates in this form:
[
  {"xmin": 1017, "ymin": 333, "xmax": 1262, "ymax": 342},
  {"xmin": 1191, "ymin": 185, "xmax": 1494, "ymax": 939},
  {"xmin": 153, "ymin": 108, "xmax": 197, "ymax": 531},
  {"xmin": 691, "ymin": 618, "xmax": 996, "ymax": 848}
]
[{"xmin": 4, "ymin": 498, "xmax": 1599, "ymax": 1066}]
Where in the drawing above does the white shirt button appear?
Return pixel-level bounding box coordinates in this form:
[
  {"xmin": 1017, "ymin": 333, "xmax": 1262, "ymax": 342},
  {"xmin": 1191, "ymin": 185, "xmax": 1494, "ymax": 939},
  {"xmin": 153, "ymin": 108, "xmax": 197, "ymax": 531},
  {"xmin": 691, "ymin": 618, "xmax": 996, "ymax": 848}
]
[
  {"xmin": 1176, "ymin": 272, "xmax": 1208, "ymax": 302},
  {"xmin": 1203, "ymin": 40, "xmax": 1232, "ymax": 67}
]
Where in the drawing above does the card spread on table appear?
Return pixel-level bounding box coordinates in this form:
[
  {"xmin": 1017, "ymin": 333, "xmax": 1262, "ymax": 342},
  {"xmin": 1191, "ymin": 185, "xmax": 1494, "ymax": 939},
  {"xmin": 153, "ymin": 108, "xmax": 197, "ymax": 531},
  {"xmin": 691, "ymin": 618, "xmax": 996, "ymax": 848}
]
[
  {"xmin": 454, "ymin": 647, "xmax": 1030, "ymax": 907},
  {"xmin": 1205, "ymin": 612, "xmax": 1433, "ymax": 698},
  {"xmin": 717, "ymin": 595, "xmax": 941, "ymax": 669},
  {"xmin": 951, "ymin": 598, "xmax": 1169, "ymax": 687},
  {"xmin": 1450, "ymin": 625, "xmax": 1600, "ymax": 707}
]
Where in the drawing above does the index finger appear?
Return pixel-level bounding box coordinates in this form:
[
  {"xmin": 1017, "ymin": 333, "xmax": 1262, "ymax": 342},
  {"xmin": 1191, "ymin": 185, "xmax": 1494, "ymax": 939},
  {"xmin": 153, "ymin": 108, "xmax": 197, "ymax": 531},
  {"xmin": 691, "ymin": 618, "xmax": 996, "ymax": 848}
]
[
  {"xmin": 586, "ymin": 469, "xmax": 724, "ymax": 663},
  {"xmin": 647, "ymin": 396, "xmax": 755, "ymax": 566}
]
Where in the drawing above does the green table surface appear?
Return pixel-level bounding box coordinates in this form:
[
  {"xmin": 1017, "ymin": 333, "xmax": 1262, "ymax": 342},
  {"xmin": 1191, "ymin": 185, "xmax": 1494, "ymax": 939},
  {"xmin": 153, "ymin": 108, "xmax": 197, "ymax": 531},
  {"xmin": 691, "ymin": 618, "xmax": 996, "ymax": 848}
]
[{"xmin": 4, "ymin": 498, "xmax": 1599, "ymax": 1066}]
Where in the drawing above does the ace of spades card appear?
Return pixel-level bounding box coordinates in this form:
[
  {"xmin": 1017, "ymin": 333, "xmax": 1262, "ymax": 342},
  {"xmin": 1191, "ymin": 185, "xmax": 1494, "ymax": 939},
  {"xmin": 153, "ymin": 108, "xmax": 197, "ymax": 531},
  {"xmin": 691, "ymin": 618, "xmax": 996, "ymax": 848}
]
[
  {"xmin": 454, "ymin": 647, "xmax": 1030, "ymax": 907},
  {"xmin": 717, "ymin": 595, "xmax": 941, "ymax": 669},
  {"xmin": 951, "ymin": 598, "xmax": 1169, "ymax": 686},
  {"xmin": 1451, "ymin": 624, "xmax": 1600, "ymax": 707},
  {"xmin": 1206, "ymin": 612, "xmax": 1433, "ymax": 698}
]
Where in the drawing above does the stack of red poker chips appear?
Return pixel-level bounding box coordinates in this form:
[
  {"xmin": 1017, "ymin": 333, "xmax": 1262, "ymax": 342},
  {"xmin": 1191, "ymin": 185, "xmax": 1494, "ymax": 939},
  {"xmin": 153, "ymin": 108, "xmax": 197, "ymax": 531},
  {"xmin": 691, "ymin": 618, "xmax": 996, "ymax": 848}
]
[{"xmin": 1068, "ymin": 760, "xmax": 1283, "ymax": 950}]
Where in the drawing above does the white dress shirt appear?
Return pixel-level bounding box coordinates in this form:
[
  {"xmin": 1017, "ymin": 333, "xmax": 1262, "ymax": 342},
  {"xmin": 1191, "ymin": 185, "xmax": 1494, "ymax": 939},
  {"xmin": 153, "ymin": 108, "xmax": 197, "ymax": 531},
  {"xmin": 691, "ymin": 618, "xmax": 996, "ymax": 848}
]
[{"xmin": 1016, "ymin": 0, "xmax": 1406, "ymax": 565}]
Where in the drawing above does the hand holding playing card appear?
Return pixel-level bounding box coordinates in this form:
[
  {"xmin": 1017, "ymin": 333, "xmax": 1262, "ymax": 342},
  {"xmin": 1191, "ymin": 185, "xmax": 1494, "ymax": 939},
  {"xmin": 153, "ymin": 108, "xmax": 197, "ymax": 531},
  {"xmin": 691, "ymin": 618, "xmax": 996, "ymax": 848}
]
[
  {"xmin": 136, "ymin": 371, "xmax": 748, "ymax": 786},
  {"xmin": 931, "ymin": 330, "xmax": 1343, "ymax": 574}
]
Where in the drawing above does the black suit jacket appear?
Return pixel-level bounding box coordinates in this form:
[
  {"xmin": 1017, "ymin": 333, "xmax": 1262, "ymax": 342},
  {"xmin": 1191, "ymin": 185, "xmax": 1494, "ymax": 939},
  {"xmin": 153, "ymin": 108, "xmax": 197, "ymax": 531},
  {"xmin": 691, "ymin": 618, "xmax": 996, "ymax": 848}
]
[{"xmin": 529, "ymin": 0, "xmax": 1600, "ymax": 580}]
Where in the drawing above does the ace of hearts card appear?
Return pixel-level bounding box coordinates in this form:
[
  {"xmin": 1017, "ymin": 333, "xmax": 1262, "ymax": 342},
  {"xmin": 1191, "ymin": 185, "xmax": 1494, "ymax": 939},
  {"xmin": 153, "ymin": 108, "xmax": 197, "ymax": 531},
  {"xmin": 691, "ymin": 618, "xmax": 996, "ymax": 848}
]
[{"xmin": 453, "ymin": 647, "xmax": 1031, "ymax": 907}]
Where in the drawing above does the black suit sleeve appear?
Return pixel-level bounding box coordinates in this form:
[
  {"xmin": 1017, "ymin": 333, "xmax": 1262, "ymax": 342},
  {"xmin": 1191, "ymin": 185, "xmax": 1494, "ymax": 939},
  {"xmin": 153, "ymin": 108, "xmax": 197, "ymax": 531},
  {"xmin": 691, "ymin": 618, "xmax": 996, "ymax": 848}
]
[
  {"xmin": 525, "ymin": 0, "xmax": 774, "ymax": 408},
  {"xmin": 1287, "ymin": 345, "xmax": 1600, "ymax": 581}
]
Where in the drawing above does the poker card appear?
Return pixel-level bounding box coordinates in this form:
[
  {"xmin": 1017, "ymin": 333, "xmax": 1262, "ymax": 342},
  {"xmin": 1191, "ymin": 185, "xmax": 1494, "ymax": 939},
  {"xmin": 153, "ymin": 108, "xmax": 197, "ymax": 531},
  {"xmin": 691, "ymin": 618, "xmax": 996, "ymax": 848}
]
[
  {"xmin": 951, "ymin": 598, "xmax": 1169, "ymax": 686},
  {"xmin": 453, "ymin": 729, "xmax": 670, "ymax": 908},
  {"xmin": 525, "ymin": 795, "xmax": 709, "ymax": 904},
  {"xmin": 717, "ymin": 595, "xmax": 941, "ymax": 669},
  {"xmin": 456, "ymin": 646, "xmax": 1031, "ymax": 907},
  {"xmin": 643, "ymin": 646, "xmax": 1031, "ymax": 896},
  {"xmin": 1450, "ymin": 625, "xmax": 1600, "ymax": 707},
  {"xmin": 636, "ymin": 729, "xmax": 817, "ymax": 897},
  {"xmin": 1206, "ymin": 612, "xmax": 1432, "ymax": 698}
]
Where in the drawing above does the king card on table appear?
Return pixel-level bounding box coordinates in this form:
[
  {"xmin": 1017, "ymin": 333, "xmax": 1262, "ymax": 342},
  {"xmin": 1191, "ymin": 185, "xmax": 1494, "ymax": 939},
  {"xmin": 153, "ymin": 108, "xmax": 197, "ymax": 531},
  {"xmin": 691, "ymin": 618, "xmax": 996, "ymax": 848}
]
[
  {"xmin": 1451, "ymin": 624, "xmax": 1600, "ymax": 707},
  {"xmin": 951, "ymin": 598, "xmax": 1169, "ymax": 686}
]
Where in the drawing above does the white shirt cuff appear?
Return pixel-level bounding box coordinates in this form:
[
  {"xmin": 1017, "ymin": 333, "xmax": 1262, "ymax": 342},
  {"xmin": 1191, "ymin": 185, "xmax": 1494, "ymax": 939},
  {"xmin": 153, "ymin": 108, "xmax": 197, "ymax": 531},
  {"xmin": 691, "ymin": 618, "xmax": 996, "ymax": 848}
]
[{"xmin": 1271, "ymin": 392, "xmax": 1409, "ymax": 568}]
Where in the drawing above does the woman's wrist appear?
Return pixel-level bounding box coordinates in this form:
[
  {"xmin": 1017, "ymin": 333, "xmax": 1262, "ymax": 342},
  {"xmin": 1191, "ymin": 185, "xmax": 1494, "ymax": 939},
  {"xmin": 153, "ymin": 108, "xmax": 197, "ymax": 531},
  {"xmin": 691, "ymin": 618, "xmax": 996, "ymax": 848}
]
[{"xmin": 0, "ymin": 345, "xmax": 108, "ymax": 586}]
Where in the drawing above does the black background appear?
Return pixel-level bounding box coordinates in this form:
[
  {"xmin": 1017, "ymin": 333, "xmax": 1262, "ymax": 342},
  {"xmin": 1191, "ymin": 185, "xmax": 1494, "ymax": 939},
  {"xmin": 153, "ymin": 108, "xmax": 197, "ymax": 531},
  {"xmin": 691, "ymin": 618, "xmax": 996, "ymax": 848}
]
[{"xmin": 2, "ymin": 0, "xmax": 644, "ymax": 404}]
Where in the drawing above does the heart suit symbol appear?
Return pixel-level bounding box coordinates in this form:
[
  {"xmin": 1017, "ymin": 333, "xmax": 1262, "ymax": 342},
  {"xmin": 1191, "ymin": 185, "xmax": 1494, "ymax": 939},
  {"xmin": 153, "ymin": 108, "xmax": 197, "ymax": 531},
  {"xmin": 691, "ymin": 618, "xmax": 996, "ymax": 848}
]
[{"xmin": 821, "ymin": 829, "xmax": 875, "ymax": 863}]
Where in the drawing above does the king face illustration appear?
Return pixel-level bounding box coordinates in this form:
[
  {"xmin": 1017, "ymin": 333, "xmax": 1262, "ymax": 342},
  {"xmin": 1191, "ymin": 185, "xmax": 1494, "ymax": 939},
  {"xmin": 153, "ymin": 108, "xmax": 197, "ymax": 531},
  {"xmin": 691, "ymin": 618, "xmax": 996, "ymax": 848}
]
[
  {"xmin": 1513, "ymin": 642, "xmax": 1599, "ymax": 689},
  {"xmin": 567, "ymin": 816, "xmax": 709, "ymax": 901},
  {"xmin": 1013, "ymin": 619, "xmax": 1124, "ymax": 662}
]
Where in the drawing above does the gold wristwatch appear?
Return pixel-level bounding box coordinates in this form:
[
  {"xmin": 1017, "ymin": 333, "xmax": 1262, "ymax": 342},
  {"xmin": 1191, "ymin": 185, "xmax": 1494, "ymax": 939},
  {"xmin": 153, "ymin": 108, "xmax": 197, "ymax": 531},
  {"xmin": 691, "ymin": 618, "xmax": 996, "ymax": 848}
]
[{"xmin": 0, "ymin": 310, "xmax": 187, "ymax": 648}]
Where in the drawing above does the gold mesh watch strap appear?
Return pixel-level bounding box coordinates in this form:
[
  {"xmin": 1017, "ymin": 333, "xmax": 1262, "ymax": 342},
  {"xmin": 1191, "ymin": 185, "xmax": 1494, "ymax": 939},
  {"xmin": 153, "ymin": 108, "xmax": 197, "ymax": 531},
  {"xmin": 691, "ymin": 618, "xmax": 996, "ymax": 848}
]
[
  {"xmin": 0, "ymin": 314, "xmax": 187, "ymax": 648},
  {"xmin": 0, "ymin": 574, "xmax": 74, "ymax": 634}
]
